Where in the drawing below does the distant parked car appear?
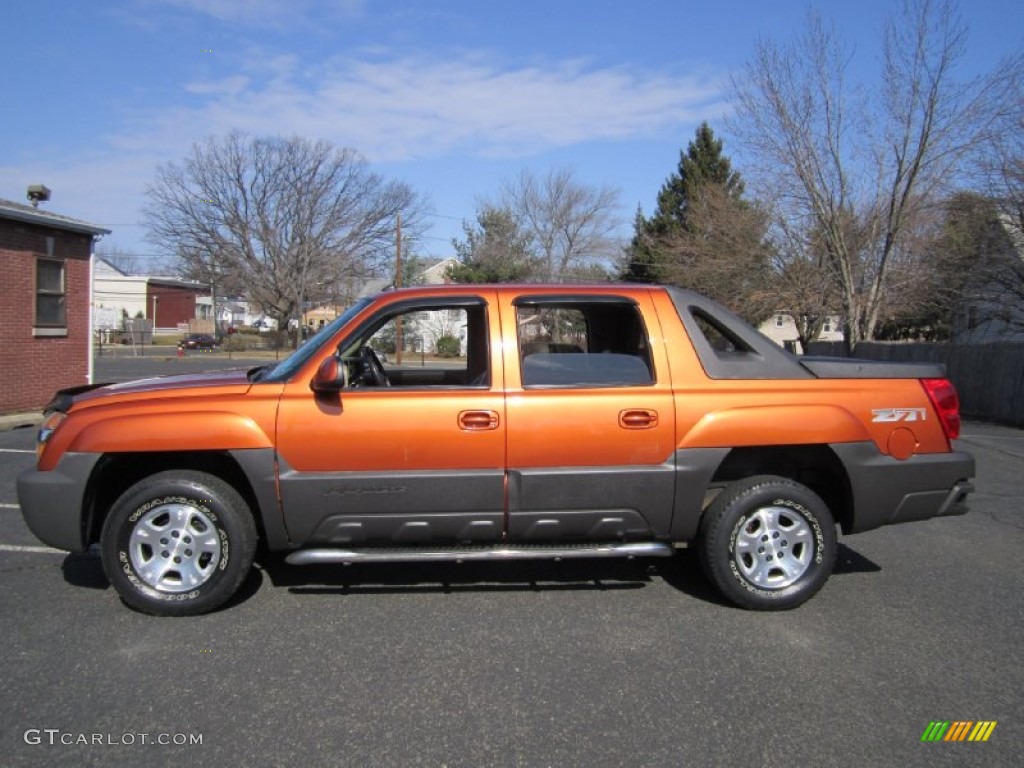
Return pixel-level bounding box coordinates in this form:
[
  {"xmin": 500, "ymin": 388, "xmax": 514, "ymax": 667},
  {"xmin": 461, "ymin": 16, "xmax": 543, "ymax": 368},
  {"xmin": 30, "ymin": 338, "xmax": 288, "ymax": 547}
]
[{"xmin": 182, "ymin": 333, "xmax": 218, "ymax": 350}]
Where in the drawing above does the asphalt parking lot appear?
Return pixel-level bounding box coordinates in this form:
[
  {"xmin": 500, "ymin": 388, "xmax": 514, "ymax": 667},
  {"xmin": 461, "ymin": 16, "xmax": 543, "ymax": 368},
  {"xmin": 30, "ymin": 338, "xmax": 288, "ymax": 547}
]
[{"xmin": 0, "ymin": 357, "xmax": 1021, "ymax": 767}]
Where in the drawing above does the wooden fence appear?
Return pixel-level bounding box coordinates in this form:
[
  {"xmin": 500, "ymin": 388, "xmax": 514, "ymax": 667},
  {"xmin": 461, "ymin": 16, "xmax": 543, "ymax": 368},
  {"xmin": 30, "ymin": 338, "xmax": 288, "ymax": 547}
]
[{"xmin": 806, "ymin": 341, "xmax": 1024, "ymax": 426}]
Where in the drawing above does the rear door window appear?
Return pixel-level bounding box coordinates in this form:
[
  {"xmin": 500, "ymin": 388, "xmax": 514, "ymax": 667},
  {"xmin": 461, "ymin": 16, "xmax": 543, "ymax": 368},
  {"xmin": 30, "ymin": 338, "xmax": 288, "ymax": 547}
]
[{"xmin": 515, "ymin": 299, "xmax": 654, "ymax": 387}]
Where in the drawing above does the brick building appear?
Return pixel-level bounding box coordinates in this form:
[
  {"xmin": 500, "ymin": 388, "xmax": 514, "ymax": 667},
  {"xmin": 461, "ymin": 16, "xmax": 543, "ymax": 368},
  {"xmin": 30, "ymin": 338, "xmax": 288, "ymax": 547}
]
[{"xmin": 1, "ymin": 198, "xmax": 110, "ymax": 413}]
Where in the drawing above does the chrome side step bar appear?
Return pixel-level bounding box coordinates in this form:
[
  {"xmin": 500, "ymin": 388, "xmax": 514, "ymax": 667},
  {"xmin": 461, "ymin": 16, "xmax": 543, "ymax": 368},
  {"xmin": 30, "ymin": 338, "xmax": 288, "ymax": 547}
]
[{"xmin": 286, "ymin": 541, "xmax": 674, "ymax": 566}]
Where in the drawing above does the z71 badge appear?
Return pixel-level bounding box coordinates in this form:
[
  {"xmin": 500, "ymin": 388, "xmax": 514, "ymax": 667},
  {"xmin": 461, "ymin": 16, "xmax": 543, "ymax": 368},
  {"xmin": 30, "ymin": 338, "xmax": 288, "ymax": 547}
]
[{"xmin": 872, "ymin": 408, "xmax": 927, "ymax": 423}]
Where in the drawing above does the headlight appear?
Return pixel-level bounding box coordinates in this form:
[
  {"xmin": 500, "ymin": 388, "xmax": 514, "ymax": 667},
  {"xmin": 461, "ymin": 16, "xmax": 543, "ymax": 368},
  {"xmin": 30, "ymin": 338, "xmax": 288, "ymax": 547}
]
[{"xmin": 36, "ymin": 412, "xmax": 66, "ymax": 457}]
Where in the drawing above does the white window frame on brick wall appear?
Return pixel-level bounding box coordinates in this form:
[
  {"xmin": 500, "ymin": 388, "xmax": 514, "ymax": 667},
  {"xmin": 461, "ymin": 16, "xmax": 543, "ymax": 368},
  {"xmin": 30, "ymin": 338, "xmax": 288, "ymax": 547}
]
[{"xmin": 33, "ymin": 256, "xmax": 68, "ymax": 336}]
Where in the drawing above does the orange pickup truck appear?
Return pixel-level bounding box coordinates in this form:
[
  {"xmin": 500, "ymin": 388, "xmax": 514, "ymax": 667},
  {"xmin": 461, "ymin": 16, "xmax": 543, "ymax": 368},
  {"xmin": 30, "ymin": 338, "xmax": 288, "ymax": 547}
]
[{"xmin": 18, "ymin": 284, "xmax": 974, "ymax": 615}]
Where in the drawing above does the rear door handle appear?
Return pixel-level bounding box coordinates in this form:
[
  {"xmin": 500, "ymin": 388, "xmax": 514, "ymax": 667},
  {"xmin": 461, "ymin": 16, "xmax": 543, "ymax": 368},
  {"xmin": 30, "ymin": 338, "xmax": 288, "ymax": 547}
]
[
  {"xmin": 619, "ymin": 409, "xmax": 658, "ymax": 429},
  {"xmin": 459, "ymin": 410, "xmax": 499, "ymax": 430}
]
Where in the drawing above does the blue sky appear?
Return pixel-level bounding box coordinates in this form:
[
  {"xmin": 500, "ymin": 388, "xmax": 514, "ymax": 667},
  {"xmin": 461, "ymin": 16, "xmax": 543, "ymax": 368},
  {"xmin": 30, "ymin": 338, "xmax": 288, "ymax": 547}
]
[{"xmin": 1, "ymin": 0, "xmax": 1020, "ymax": 267}]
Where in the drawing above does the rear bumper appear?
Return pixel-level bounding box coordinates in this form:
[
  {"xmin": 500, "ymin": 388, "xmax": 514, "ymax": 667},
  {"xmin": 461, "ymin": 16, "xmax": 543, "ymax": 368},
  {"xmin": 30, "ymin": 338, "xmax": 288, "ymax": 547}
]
[
  {"xmin": 16, "ymin": 453, "xmax": 100, "ymax": 552},
  {"xmin": 830, "ymin": 443, "xmax": 975, "ymax": 533}
]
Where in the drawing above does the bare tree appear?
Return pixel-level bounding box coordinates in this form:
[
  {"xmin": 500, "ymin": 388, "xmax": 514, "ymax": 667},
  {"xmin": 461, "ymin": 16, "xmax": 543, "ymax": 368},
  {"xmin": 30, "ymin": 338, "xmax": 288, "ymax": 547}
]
[
  {"xmin": 656, "ymin": 183, "xmax": 777, "ymax": 324},
  {"xmin": 767, "ymin": 219, "xmax": 843, "ymax": 352},
  {"xmin": 95, "ymin": 245, "xmax": 141, "ymax": 275},
  {"xmin": 979, "ymin": 112, "xmax": 1024, "ymax": 231},
  {"xmin": 730, "ymin": 0, "xmax": 1023, "ymax": 350},
  {"xmin": 144, "ymin": 132, "xmax": 424, "ymax": 335},
  {"xmin": 499, "ymin": 167, "xmax": 622, "ymax": 281},
  {"xmin": 927, "ymin": 194, "xmax": 1024, "ymax": 336}
]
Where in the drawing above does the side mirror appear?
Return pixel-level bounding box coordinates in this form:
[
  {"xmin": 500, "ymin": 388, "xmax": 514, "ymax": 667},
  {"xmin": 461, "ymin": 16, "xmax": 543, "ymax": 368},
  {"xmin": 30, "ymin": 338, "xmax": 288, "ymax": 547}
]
[{"xmin": 311, "ymin": 356, "xmax": 345, "ymax": 393}]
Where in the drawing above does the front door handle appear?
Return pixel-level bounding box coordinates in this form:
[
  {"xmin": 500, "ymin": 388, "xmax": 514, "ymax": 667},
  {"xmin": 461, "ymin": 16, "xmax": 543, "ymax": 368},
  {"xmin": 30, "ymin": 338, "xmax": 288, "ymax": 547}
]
[
  {"xmin": 459, "ymin": 410, "xmax": 499, "ymax": 430},
  {"xmin": 619, "ymin": 409, "xmax": 658, "ymax": 429}
]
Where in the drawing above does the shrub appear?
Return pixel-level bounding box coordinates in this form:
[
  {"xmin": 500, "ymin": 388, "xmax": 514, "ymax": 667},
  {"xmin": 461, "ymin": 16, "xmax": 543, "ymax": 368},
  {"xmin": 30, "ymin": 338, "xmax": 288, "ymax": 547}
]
[
  {"xmin": 435, "ymin": 334, "xmax": 461, "ymax": 357},
  {"xmin": 223, "ymin": 334, "xmax": 249, "ymax": 352}
]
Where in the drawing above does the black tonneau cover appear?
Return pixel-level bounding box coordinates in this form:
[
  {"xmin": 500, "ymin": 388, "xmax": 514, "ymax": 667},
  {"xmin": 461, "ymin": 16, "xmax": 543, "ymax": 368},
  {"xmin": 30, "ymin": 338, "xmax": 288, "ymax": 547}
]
[{"xmin": 799, "ymin": 357, "xmax": 946, "ymax": 380}]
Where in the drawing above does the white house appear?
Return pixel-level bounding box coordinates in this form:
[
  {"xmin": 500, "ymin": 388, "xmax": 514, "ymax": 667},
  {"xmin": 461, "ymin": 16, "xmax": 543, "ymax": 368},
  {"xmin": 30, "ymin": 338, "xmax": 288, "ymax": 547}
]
[
  {"xmin": 194, "ymin": 296, "xmax": 268, "ymax": 330},
  {"xmin": 93, "ymin": 258, "xmax": 210, "ymax": 334},
  {"xmin": 420, "ymin": 257, "xmax": 458, "ymax": 285},
  {"xmin": 952, "ymin": 214, "xmax": 1024, "ymax": 343},
  {"xmin": 759, "ymin": 312, "xmax": 844, "ymax": 352},
  {"xmin": 93, "ymin": 259, "xmax": 149, "ymax": 325}
]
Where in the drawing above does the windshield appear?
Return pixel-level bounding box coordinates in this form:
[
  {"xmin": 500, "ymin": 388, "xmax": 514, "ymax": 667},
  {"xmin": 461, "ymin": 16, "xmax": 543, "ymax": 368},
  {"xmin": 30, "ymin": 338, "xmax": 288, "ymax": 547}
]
[{"xmin": 257, "ymin": 297, "xmax": 374, "ymax": 383}]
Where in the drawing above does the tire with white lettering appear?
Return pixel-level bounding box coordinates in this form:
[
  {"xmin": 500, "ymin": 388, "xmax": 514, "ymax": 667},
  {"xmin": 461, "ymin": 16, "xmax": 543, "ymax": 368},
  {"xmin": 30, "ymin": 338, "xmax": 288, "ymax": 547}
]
[
  {"xmin": 698, "ymin": 475, "xmax": 836, "ymax": 610},
  {"xmin": 100, "ymin": 471, "xmax": 257, "ymax": 616}
]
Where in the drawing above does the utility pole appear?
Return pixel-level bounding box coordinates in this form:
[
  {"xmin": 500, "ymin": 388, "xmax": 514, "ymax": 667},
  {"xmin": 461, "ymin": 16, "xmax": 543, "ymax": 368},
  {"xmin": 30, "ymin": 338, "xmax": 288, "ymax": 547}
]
[
  {"xmin": 395, "ymin": 213, "xmax": 403, "ymax": 365},
  {"xmin": 151, "ymin": 294, "xmax": 159, "ymax": 337},
  {"xmin": 202, "ymin": 249, "xmax": 218, "ymax": 341}
]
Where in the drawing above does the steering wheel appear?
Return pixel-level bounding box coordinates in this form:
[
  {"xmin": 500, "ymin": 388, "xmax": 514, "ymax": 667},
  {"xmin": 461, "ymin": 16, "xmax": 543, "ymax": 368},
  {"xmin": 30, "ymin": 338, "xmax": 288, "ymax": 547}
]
[{"xmin": 359, "ymin": 346, "xmax": 390, "ymax": 387}]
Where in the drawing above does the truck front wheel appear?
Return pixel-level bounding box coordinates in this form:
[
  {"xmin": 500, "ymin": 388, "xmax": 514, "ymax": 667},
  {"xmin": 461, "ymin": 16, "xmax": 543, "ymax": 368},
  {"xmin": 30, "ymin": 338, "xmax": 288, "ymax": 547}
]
[
  {"xmin": 100, "ymin": 471, "xmax": 257, "ymax": 616},
  {"xmin": 698, "ymin": 475, "xmax": 836, "ymax": 610}
]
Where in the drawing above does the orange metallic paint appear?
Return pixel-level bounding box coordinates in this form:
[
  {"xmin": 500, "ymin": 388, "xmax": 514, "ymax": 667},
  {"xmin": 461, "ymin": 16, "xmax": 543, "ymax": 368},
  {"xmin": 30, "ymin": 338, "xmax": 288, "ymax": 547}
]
[
  {"xmin": 667, "ymin": 379, "xmax": 950, "ymax": 455},
  {"xmin": 682, "ymin": 404, "xmax": 870, "ymax": 447},
  {"xmin": 887, "ymin": 428, "xmax": 919, "ymax": 460},
  {"xmin": 68, "ymin": 412, "xmax": 275, "ymax": 455},
  {"xmin": 275, "ymin": 388, "xmax": 506, "ymax": 472},
  {"xmin": 498, "ymin": 289, "xmax": 678, "ymax": 469},
  {"xmin": 38, "ymin": 384, "xmax": 282, "ymax": 471}
]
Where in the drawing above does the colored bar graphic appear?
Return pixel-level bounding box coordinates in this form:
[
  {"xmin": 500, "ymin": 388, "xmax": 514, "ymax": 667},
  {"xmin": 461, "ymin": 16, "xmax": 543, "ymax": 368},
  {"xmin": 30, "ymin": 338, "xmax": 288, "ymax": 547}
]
[
  {"xmin": 921, "ymin": 721, "xmax": 996, "ymax": 742},
  {"xmin": 945, "ymin": 721, "xmax": 972, "ymax": 741},
  {"xmin": 969, "ymin": 722, "xmax": 997, "ymax": 742}
]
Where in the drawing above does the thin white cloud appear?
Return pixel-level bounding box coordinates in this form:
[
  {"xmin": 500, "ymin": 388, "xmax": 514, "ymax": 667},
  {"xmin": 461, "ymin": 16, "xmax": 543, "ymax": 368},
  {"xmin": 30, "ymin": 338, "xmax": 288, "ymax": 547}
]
[
  {"xmin": 1, "ymin": 52, "xmax": 728, "ymax": 254},
  {"xmin": 183, "ymin": 75, "xmax": 251, "ymax": 95},
  {"xmin": 149, "ymin": 0, "xmax": 366, "ymax": 28},
  {"xmin": 144, "ymin": 53, "xmax": 727, "ymax": 162}
]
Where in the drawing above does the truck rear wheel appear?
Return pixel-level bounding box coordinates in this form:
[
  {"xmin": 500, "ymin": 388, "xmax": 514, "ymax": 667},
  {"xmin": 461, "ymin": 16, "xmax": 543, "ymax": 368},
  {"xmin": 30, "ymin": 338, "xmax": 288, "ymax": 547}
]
[
  {"xmin": 698, "ymin": 475, "xmax": 836, "ymax": 610},
  {"xmin": 100, "ymin": 471, "xmax": 257, "ymax": 616}
]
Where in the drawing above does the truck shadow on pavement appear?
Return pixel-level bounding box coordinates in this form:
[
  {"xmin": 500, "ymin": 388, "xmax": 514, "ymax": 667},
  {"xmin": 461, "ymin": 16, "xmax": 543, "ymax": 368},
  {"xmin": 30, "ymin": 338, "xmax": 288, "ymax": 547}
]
[
  {"xmin": 59, "ymin": 550, "xmax": 267, "ymax": 614},
  {"xmin": 831, "ymin": 543, "xmax": 883, "ymax": 575},
  {"xmin": 61, "ymin": 550, "xmax": 110, "ymax": 590},
  {"xmin": 58, "ymin": 543, "xmax": 880, "ymax": 612}
]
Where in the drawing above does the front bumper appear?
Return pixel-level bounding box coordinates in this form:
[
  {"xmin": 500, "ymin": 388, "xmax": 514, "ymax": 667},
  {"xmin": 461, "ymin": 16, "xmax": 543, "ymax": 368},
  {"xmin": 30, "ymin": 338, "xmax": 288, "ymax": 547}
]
[
  {"xmin": 831, "ymin": 443, "xmax": 975, "ymax": 533},
  {"xmin": 16, "ymin": 453, "xmax": 101, "ymax": 552}
]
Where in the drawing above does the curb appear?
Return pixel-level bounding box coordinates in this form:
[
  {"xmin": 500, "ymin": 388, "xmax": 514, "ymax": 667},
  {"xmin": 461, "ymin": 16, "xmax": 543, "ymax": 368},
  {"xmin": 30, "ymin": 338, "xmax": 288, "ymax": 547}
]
[{"xmin": 0, "ymin": 412, "xmax": 43, "ymax": 432}]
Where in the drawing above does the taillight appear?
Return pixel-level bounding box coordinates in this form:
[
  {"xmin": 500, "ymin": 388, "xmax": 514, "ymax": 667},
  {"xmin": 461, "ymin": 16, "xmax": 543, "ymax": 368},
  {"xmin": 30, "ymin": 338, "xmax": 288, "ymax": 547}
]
[{"xmin": 921, "ymin": 378, "xmax": 961, "ymax": 442}]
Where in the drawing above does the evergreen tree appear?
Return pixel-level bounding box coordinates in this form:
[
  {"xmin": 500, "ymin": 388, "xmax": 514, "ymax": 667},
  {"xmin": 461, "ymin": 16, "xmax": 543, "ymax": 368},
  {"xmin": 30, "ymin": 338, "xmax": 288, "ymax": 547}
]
[
  {"xmin": 447, "ymin": 206, "xmax": 538, "ymax": 283},
  {"xmin": 677, "ymin": 121, "xmax": 745, "ymax": 209},
  {"xmin": 622, "ymin": 122, "xmax": 745, "ymax": 282},
  {"xmin": 621, "ymin": 207, "xmax": 667, "ymax": 283}
]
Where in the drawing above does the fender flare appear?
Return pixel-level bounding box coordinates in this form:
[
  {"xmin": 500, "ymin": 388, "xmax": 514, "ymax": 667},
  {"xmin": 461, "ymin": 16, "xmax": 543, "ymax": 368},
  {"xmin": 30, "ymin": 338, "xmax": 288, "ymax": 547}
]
[
  {"xmin": 681, "ymin": 404, "xmax": 870, "ymax": 448},
  {"xmin": 67, "ymin": 411, "xmax": 274, "ymax": 454}
]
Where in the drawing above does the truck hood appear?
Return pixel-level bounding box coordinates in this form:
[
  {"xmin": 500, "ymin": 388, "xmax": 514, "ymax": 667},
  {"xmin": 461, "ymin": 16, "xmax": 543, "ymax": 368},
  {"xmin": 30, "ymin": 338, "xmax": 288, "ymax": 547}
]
[
  {"xmin": 46, "ymin": 368, "xmax": 256, "ymax": 413},
  {"xmin": 102, "ymin": 368, "xmax": 255, "ymax": 394}
]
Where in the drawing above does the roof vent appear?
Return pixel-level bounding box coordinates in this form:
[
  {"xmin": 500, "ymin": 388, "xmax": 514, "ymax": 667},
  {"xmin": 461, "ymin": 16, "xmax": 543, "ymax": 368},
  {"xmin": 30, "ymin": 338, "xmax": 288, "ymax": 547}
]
[{"xmin": 27, "ymin": 184, "xmax": 51, "ymax": 208}]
